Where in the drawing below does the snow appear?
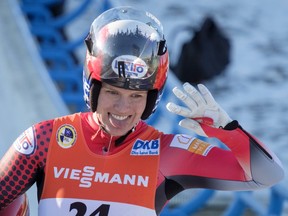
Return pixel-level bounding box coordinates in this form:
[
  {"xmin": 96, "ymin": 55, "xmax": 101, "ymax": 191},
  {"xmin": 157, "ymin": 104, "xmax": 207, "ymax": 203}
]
[{"xmin": 107, "ymin": 0, "xmax": 288, "ymax": 184}]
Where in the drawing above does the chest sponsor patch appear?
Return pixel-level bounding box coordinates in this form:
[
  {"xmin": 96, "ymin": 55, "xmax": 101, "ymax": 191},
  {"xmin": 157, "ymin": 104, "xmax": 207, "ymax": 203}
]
[
  {"xmin": 56, "ymin": 124, "xmax": 77, "ymax": 149},
  {"xmin": 53, "ymin": 166, "xmax": 149, "ymax": 188},
  {"xmin": 13, "ymin": 127, "xmax": 36, "ymax": 155},
  {"xmin": 131, "ymin": 139, "xmax": 160, "ymax": 156},
  {"xmin": 170, "ymin": 134, "xmax": 214, "ymax": 156}
]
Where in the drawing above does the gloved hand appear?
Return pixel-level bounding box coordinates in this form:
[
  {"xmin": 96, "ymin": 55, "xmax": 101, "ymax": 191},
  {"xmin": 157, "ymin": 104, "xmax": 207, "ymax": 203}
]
[{"xmin": 166, "ymin": 82, "xmax": 232, "ymax": 137}]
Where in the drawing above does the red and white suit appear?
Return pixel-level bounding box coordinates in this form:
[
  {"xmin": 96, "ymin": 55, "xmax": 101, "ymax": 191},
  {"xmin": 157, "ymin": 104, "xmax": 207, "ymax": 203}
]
[{"xmin": 0, "ymin": 112, "xmax": 284, "ymax": 215}]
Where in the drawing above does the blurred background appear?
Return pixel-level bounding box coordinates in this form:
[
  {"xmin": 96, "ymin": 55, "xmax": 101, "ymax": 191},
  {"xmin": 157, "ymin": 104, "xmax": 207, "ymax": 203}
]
[{"xmin": 1, "ymin": 0, "xmax": 288, "ymax": 215}]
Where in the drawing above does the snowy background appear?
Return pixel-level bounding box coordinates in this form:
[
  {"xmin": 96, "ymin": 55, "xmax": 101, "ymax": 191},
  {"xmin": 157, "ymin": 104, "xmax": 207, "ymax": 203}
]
[{"xmin": 104, "ymin": 0, "xmax": 288, "ymax": 181}]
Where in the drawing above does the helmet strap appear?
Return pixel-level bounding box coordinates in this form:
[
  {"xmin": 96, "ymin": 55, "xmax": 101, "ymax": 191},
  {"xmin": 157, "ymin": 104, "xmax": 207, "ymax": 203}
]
[
  {"xmin": 157, "ymin": 39, "xmax": 167, "ymax": 55},
  {"xmin": 90, "ymin": 80, "xmax": 102, "ymax": 112},
  {"xmin": 141, "ymin": 89, "xmax": 158, "ymax": 120}
]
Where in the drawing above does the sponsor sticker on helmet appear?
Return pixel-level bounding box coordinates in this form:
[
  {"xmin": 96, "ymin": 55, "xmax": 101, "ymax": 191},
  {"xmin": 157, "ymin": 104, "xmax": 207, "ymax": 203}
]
[
  {"xmin": 131, "ymin": 139, "xmax": 160, "ymax": 155},
  {"xmin": 112, "ymin": 55, "xmax": 148, "ymax": 78},
  {"xmin": 56, "ymin": 124, "xmax": 77, "ymax": 149},
  {"xmin": 13, "ymin": 127, "xmax": 36, "ymax": 155},
  {"xmin": 170, "ymin": 134, "xmax": 214, "ymax": 156}
]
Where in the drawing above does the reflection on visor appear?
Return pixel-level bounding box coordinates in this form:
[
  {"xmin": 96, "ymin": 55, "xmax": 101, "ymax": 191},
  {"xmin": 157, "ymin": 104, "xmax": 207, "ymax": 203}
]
[
  {"xmin": 92, "ymin": 20, "xmax": 161, "ymax": 81},
  {"xmin": 91, "ymin": 7, "xmax": 164, "ymax": 42},
  {"xmin": 87, "ymin": 7, "xmax": 168, "ymax": 91}
]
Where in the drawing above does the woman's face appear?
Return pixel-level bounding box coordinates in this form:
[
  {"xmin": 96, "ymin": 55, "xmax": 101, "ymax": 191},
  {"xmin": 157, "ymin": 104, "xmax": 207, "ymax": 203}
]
[{"xmin": 95, "ymin": 83, "xmax": 148, "ymax": 136}]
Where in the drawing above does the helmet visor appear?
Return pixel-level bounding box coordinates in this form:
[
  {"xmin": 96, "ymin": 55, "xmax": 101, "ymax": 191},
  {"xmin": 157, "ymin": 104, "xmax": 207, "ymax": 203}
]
[
  {"xmin": 86, "ymin": 6, "xmax": 166, "ymax": 90},
  {"xmin": 92, "ymin": 20, "xmax": 161, "ymax": 81}
]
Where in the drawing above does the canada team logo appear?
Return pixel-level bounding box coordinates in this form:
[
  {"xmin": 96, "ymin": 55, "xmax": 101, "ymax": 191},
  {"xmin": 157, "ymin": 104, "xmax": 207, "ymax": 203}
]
[{"xmin": 56, "ymin": 124, "xmax": 77, "ymax": 148}]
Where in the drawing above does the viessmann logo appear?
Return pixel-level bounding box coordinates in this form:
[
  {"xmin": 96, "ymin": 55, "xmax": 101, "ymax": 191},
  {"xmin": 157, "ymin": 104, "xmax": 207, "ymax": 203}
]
[{"xmin": 54, "ymin": 166, "xmax": 149, "ymax": 188}]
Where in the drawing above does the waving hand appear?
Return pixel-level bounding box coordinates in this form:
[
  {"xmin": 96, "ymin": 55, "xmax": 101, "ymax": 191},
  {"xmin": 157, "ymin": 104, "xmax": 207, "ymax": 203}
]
[{"xmin": 166, "ymin": 82, "xmax": 232, "ymax": 136}]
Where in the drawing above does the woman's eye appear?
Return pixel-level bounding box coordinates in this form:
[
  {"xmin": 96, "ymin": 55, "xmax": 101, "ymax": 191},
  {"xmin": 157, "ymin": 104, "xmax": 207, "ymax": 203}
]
[
  {"xmin": 131, "ymin": 94, "xmax": 143, "ymax": 98},
  {"xmin": 106, "ymin": 90, "xmax": 118, "ymax": 95}
]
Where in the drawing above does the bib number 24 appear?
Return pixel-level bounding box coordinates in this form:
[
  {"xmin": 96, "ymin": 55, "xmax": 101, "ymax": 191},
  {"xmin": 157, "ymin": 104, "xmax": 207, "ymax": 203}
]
[{"xmin": 70, "ymin": 202, "xmax": 110, "ymax": 216}]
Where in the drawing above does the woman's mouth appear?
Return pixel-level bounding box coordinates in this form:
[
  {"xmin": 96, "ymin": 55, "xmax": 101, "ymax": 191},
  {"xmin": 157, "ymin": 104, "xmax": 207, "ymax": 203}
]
[
  {"xmin": 110, "ymin": 113, "xmax": 129, "ymax": 120},
  {"xmin": 108, "ymin": 113, "xmax": 131, "ymax": 128}
]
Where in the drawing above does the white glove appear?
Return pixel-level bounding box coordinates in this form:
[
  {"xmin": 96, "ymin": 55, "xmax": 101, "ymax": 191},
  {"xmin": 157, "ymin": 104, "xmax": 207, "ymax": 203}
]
[{"xmin": 166, "ymin": 82, "xmax": 232, "ymax": 136}]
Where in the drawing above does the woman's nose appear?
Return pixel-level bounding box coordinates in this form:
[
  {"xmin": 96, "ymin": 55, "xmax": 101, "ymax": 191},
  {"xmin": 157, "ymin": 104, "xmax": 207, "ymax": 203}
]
[{"xmin": 114, "ymin": 96, "xmax": 131, "ymax": 112}]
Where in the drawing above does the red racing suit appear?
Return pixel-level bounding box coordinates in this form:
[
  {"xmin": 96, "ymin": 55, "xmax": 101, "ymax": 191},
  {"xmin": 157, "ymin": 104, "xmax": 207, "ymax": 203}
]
[{"xmin": 0, "ymin": 112, "xmax": 284, "ymax": 215}]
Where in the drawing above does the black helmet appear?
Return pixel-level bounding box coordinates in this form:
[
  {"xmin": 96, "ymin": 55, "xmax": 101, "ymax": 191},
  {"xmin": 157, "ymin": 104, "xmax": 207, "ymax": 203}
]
[{"xmin": 83, "ymin": 6, "xmax": 169, "ymax": 120}]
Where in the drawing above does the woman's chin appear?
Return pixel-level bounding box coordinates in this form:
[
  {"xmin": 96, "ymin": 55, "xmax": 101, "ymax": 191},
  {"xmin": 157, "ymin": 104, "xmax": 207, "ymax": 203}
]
[{"xmin": 105, "ymin": 126, "xmax": 130, "ymax": 137}]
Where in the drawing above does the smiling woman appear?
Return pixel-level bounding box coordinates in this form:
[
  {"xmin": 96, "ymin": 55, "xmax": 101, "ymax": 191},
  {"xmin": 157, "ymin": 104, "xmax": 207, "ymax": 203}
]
[
  {"xmin": 95, "ymin": 83, "xmax": 148, "ymax": 136},
  {"xmin": 0, "ymin": 6, "xmax": 284, "ymax": 216},
  {"xmin": 83, "ymin": 6, "xmax": 169, "ymax": 121}
]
